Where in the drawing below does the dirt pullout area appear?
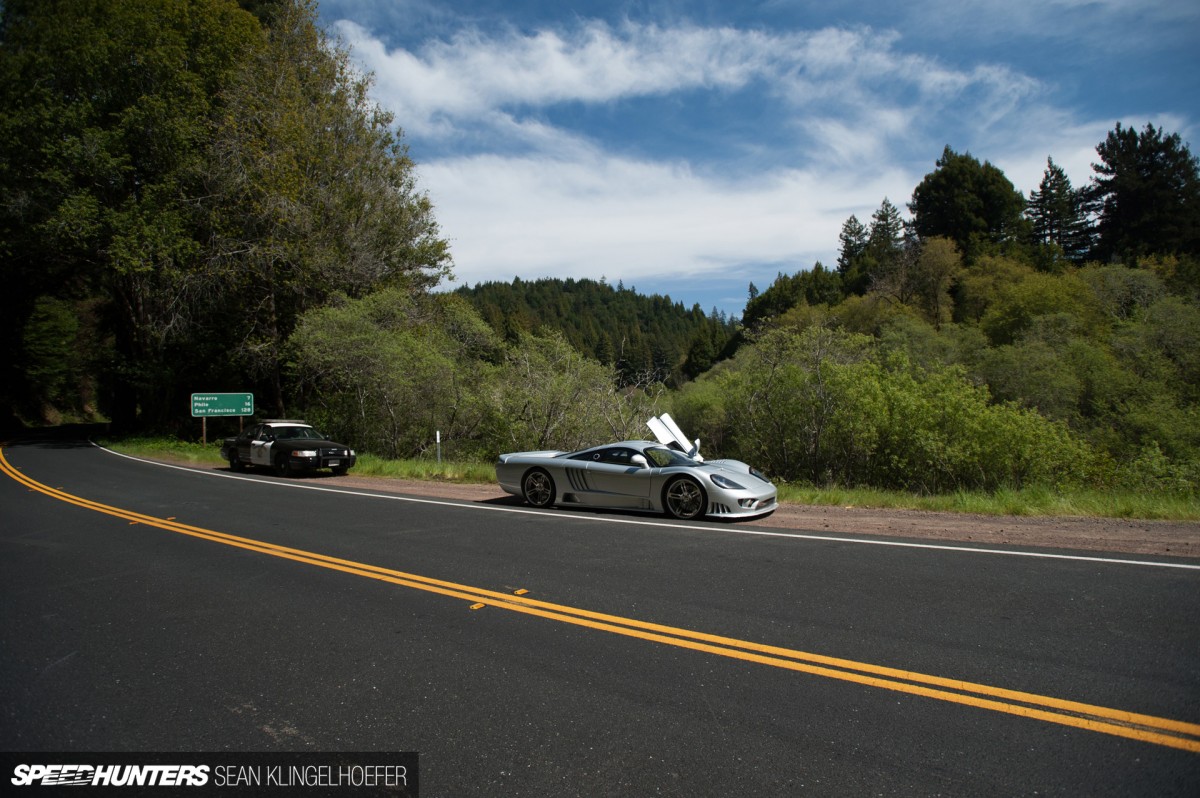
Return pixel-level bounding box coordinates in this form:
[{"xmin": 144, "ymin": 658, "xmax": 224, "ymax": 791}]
[{"xmin": 329, "ymin": 473, "xmax": 1199, "ymax": 560}]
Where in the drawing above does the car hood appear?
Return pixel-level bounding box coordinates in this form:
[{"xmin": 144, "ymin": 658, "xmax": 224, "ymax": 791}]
[
  {"xmin": 274, "ymin": 439, "xmax": 350, "ymax": 450},
  {"xmin": 702, "ymin": 458, "xmax": 773, "ymax": 486}
]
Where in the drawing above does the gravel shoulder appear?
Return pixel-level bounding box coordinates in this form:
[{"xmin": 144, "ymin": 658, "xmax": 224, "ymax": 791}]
[{"xmin": 328, "ymin": 473, "xmax": 1199, "ymax": 560}]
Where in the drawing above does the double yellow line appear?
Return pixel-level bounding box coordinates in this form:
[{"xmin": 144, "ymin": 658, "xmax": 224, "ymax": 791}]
[{"xmin": 4, "ymin": 446, "xmax": 1199, "ymax": 753}]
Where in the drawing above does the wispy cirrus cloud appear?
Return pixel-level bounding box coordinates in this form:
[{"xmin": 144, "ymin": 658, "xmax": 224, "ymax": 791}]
[{"xmin": 337, "ymin": 18, "xmax": 1041, "ymax": 162}]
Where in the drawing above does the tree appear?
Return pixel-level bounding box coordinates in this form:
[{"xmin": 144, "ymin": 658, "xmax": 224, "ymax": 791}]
[
  {"xmin": 866, "ymin": 198, "xmax": 907, "ymax": 266},
  {"xmin": 912, "ymin": 237, "xmax": 963, "ymax": 329},
  {"xmin": 1088, "ymin": 122, "xmax": 1200, "ymax": 263},
  {"xmin": 19, "ymin": 297, "xmax": 80, "ymax": 415},
  {"xmin": 1026, "ymin": 157, "xmax": 1090, "ymax": 265},
  {"xmin": 836, "ymin": 214, "xmax": 870, "ymax": 295},
  {"xmin": 494, "ymin": 330, "xmax": 656, "ymax": 452},
  {"xmin": 290, "ymin": 289, "xmax": 500, "ymax": 459},
  {"xmin": 0, "ymin": 0, "xmax": 451, "ymax": 428},
  {"xmin": 909, "ymin": 145, "xmax": 1027, "ymax": 262},
  {"xmin": 979, "ymin": 272, "xmax": 1103, "ymax": 346},
  {"xmin": 0, "ymin": 0, "xmax": 262, "ymax": 428},
  {"xmin": 207, "ymin": 0, "xmax": 451, "ymax": 415}
]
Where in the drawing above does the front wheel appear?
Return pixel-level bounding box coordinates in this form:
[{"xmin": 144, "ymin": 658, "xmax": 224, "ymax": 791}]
[
  {"xmin": 274, "ymin": 454, "xmax": 293, "ymax": 478},
  {"xmin": 522, "ymin": 468, "xmax": 556, "ymax": 508},
  {"xmin": 663, "ymin": 476, "xmax": 706, "ymax": 520}
]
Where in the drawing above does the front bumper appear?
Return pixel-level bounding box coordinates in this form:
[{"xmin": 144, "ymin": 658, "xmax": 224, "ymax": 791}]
[
  {"xmin": 706, "ymin": 492, "xmax": 778, "ymax": 519},
  {"xmin": 288, "ymin": 451, "xmax": 357, "ymax": 471}
]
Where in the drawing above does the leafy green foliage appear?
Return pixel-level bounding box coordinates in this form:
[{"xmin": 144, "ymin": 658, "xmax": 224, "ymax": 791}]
[
  {"xmin": 19, "ymin": 297, "xmax": 80, "ymax": 415},
  {"xmin": 720, "ymin": 124, "xmax": 1200, "ymax": 495},
  {"xmin": 1, "ymin": 0, "xmax": 263, "ymax": 427},
  {"xmin": 289, "ymin": 289, "xmax": 495, "ymax": 459},
  {"xmin": 289, "ymin": 289, "xmax": 662, "ymax": 459},
  {"xmin": 1, "ymin": 0, "xmax": 451, "ymax": 430},
  {"xmin": 673, "ymin": 327, "xmax": 1095, "ymax": 492}
]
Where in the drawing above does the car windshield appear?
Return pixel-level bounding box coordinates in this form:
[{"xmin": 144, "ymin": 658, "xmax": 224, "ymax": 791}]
[
  {"xmin": 273, "ymin": 426, "xmax": 322, "ymax": 440},
  {"xmin": 644, "ymin": 446, "xmax": 699, "ymax": 468}
]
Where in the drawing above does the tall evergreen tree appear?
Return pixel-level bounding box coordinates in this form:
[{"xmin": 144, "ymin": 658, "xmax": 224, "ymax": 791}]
[
  {"xmin": 1088, "ymin": 122, "xmax": 1200, "ymax": 263},
  {"xmin": 837, "ymin": 214, "xmax": 870, "ymax": 295},
  {"xmin": 867, "ymin": 199, "xmax": 906, "ymax": 261},
  {"xmin": 858, "ymin": 198, "xmax": 910, "ymax": 296},
  {"xmin": 1027, "ymin": 157, "xmax": 1090, "ymax": 264}
]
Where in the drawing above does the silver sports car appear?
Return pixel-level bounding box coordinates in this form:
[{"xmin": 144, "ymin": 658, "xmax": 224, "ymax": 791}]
[{"xmin": 495, "ymin": 415, "xmax": 777, "ymax": 520}]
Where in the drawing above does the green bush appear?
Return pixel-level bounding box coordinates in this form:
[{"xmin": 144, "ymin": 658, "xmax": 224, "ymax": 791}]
[{"xmin": 676, "ymin": 328, "xmax": 1097, "ymax": 493}]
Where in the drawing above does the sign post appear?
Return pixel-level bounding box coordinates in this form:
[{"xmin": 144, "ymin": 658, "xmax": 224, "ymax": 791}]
[{"xmin": 191, "ymin": 393, "xmax": 254, "ymax": 444}]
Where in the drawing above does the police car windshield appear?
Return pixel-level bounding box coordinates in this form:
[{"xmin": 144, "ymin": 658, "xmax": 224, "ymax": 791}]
[{"xmin": 274, "ymin": 426, "xmax": 321, "ymax": 440}]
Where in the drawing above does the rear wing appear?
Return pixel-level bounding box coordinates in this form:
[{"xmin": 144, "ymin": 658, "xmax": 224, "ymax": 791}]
[{"xmin": 646, "ymin": 413, "xmax": 703, "ymax": 461}]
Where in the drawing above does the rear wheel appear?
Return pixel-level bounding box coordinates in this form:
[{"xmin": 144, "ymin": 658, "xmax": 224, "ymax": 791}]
[
  {"xmin": 332, "ymin": 466, "xmax": 348, "ymax": 476},
  {"xmin": 663, "ymin": 476, "xmax": 706, "ymax": 520},
  {"xmin": 228, "ymin": 453, "xmax": 244, "ymax": 472},
  {"xmin": 522, "ymin": 468, "xmax": 556, "ymax": 508}
]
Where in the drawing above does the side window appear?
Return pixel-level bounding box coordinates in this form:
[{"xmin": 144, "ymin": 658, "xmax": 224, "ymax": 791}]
[
  {"xmin": 597, "ymin": 448, "xmax": 635, "ymax": 466},
  {"xmin": 645, "ymin": 448, "xmax": 673, "ymax": 468}
]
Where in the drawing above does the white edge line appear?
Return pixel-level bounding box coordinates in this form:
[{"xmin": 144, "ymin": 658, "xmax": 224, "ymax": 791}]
[{"xmin": 93, "ymin": 443, "xmax": 1200, "ymax": 572}]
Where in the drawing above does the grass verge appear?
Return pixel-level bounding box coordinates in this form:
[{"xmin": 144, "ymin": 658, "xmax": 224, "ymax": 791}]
[
  {"xmin": 101, "ymin": 437, "xmax": 1199, "ymax": 521},
  {"xmin": 100, "ymin": 438, "xmax": 495, "ymax": 483}
]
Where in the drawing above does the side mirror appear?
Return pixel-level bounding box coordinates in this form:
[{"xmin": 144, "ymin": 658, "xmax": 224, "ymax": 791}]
[{"xmin": 631, "ymin": 454, "xmax": 649, "ymax": 469}]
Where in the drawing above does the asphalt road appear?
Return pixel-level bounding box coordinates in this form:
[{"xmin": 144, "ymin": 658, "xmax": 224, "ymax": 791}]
[{"xmin": 2, "ymin": 435, "xmax": 1198, "ymax": 796}]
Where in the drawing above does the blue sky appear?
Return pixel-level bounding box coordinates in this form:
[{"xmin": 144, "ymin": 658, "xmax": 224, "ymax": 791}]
[{"xmin": 317, "ymin": 0, "xmax": 1199, "ymax": 317}]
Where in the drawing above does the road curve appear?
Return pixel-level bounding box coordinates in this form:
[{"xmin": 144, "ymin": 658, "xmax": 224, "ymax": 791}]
[{"xmin": 2, "ymin": 436, "xmax": 1198, "ymax": 795}]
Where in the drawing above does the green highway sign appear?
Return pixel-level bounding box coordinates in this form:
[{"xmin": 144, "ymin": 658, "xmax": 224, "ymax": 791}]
[{"xmin": 191, "ymin": 392, "xmax": 254, "ymax": 418}]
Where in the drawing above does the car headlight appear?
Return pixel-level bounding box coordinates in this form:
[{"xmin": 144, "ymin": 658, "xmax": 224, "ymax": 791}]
[
  {"xmin": 294, "ymin": 450, "xmax": 318, "ymax": 458},
  {"xmin": 710, "ymin": 474, "xmax": 745, "ymax": 490}
]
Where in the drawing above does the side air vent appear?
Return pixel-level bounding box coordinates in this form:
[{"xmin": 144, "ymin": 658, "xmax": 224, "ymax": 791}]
[{"xmin": 566, "ymin": 470, "xmax": 590, "ymax": 492}]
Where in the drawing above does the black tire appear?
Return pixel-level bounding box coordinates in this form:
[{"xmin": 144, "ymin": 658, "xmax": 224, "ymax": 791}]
[
  {"xmin": 663, "ymin": 476, "xmax": 706, "ymax": 520},
  {"xmin": 274, "ymin": 454, "xmax": 293, "ymax": 478},
  {"xmin": 228, "ymin": 453, "xmax": 245, "ymax": 472},
  {"xmin": 522, "ymin": 468, "xmax": 556, "ymax": 508},
  {"xmin": 332, "ymin": 466, "xmax": 348, "ymax": 476}
]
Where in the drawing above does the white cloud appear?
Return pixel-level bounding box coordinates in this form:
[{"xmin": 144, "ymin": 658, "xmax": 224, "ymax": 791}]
[
  {"xmin": 337, "ymin": 19, "xmax": 776, "ymax": 136},
  {"xmin": 422, "ymin": 151, "xmax": 913, "ymax": 289},
  {"xmin": 337, "ymin": 19, "xmax": 1041, "ymax": 149}
]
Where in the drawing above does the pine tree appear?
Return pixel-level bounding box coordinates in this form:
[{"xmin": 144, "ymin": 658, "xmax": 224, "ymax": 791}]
[
  {"xmin": 1088, "ymin": 123, "xmax": 1200, "ymax": 262},
  {"xmin": 837, "ymin": 215, "xmax": 870, "ymax": 295},
  {"xmin": 867, "ymin": 199, "xmax": 906, "ymax": 260},
  {"xmin": 1027, "ymin": 157, "xmax": 1091, "ymax": 264}
]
